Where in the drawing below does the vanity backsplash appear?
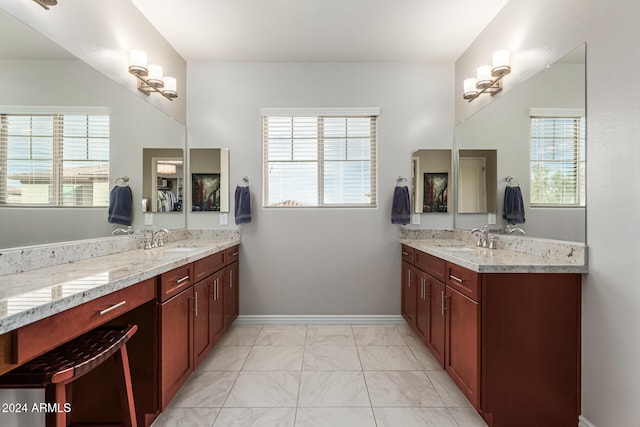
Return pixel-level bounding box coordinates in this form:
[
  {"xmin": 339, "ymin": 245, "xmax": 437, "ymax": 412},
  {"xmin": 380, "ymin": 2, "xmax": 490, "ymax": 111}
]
[
  {"xmin": 0, "ymin": 229, "xmax": 240, "ymax": 276},
  {"xmin": 399, "ymin": 228, "xmax": 587, "ymax": 266}
]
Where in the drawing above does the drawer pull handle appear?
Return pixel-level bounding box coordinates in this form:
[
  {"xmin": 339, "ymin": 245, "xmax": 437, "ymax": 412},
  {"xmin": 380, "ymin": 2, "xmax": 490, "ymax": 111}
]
[
  {"xmin": 99, "ymin": 300, "xmax": 127, "ymax": 316},
  {"xmin": 449, "ymin": 274, "xmax": 463, "ymax": 283},
  {"xmin": 176, "ymin": 275, "xmax": 190, "ymax": 284},
  {"xmin": 231, "ymin": 252, "xmax": 239, "ymax": 257},
  {"xmin": 441, "ymin": 291, "xmax": 445, "ymax": 316},
  {"xmin": 402, "ymin": 251, "xmax": 409, "ymax": 256},
  {"xmin": 230, "ymin": 270, "xmax": 233, "ymax": 288}
]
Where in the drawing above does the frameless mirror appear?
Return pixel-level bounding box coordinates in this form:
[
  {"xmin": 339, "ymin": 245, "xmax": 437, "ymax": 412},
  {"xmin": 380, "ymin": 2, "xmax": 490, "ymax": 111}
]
[
  {"xmin": 189, "ymin": 148, "xmax": 230, "ymax": 213},
  {"xmin": 457, "ymin": 149, "xmax": 497, "ymax": 214},
  {"xmin": 454, "ymin": 44, "xmax": 586, "ymax": 243},
  {"xmin": 412, "ymin": 149, "xmax": 452, "ymax": 213},
  {"xmin": 0, "ymin": 10, "xmax": 186, "ymax": 249},
  {"xmin": 142, "ymin": 149, "xmax": 184, "ymax": 213}
]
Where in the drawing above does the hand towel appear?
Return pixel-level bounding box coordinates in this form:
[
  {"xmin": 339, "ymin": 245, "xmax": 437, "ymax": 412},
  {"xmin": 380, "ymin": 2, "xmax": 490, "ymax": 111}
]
[
  {"xmin": 391, "ymin": 185, "xmax": 411, "ymax": 225},
  {"xmin": 108, "ymin": 185, "xmax": 133, "ymax": 226},
  {"xmin": 235, "ymin": 185, "xmax": 252, "ymax": 225},
  {"xmin": 503, "ymin": 185, "xmax": 525, "ymax": 225}
]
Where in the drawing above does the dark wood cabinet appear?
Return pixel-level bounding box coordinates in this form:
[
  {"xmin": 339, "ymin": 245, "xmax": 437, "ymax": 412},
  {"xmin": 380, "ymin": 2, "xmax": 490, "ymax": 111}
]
[
  {"xmin": 401, "ymin": 244, "xmax": 581, "ymax": 427},
  {"xmin": 414, "ymin": 268, "xmax": 429, "ymax": 342},
  {"xmin": 193, "ymin": 276, "xmax": 213, "ymax": 367},
  {"xmin": 210, "ymin": 268, "xmax": 226, "ymax": 345},
  {"xmin": 426, "ymin": 275, "xmax": 445, "ymax": 367},
  {"xmin": 159, "ymin": 244, "xmax": 241, "ymax": 410},
  {"xmin": 159, "ymin": 286, "xmax": 194, "ymax": 409},
  {"xmin": 445, "ymin": 284, "xmax": 480, "ymax": 409},
  {"xmin": 224, "ymin": 258, "xmax": 239, "ymax": 327},
  {"xmin": 401, "ymin": 260, "xmax": 417, "ymax": 327}
]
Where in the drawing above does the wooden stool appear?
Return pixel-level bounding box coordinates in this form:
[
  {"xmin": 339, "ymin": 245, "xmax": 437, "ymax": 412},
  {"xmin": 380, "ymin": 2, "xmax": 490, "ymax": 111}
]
[{"xmin": 0, "ymin": 324, "xmax": 138, "ymax": 427}]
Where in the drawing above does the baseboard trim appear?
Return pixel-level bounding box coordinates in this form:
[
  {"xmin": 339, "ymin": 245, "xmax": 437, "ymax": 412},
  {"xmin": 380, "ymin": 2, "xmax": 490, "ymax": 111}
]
[
  {"xmin": 579, "ymin": 415, "xmax": 597, "ymax": 427},
  {"xmin": 235, "ymin": 315, "xmax": 405, "ymax": 325}
]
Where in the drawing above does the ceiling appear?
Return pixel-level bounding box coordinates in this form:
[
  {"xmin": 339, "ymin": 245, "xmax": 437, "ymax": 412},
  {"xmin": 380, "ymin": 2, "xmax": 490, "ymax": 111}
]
[{"xmin": 130, "ymin": 0, "xmax": 510, "ymax": 63}]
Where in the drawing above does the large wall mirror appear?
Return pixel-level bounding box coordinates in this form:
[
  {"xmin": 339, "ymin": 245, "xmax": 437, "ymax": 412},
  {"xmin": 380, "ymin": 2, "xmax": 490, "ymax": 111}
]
[
  {"xmin": 454, "ymin": 44, "xmax": 586, "ymax": 243},
  {"xmin": 0, "ymin": 10, "xmax": 186, "ymax": 249}
]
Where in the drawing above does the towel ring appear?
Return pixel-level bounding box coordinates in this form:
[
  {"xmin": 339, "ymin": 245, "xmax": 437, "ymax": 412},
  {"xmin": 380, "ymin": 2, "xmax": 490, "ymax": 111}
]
[
  {"xmin": 115, "ymin": 176, "xmax": 130, "ymax": 186},
  {"xmin": 505, "ymin": 176, "xmax": 519, "ymax": 187}
]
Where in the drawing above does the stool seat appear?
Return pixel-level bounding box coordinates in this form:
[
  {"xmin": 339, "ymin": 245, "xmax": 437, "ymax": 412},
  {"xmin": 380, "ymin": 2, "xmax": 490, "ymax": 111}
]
[{"xmin": 0, "ymin": 324, "xmax": 138, "ymax": 427}]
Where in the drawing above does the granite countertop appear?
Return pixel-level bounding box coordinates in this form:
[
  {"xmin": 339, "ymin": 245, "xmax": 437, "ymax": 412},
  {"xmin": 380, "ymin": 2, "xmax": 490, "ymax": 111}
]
[
  {"xmin": 0, "ymin": 238, "xmax": 240, "ymax": 335},
  {"xmin": 401, "ymin": 238, "xmax": 588, "ymax": 274}
]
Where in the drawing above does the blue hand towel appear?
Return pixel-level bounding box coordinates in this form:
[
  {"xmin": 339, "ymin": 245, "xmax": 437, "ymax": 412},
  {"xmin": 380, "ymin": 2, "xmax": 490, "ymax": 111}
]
[
  {"xmin": 391, "ymin": 185, "xmax": 411, "ymax": 225},
  {"xmin": 108, "ymin": 185, "xmax": 133, "ymax": 226},
  {"xmin": 503, "ymin": 186, "xmax": 525, "ymax": 225},
  {"xmin": 235, "ymin": 185, "xmax": 251, "ymax": 225}
]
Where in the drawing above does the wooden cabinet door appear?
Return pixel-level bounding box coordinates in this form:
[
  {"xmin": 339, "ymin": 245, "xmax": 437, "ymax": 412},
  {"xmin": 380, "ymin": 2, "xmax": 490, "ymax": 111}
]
[
  {"xmin": 415, "ymin": 270, "xmax": 429, "ymax": 343},
  {"xmin": 427, "ymin": 276, "xmax": 446, "ymax": 368},
  {"xmin": 401, "ymin": 261, "xmax": 417, "ymax": 327},
  {"xmin": 193, "ymin": 277, "xmax": 213, "ymax": 368},
  {"xmin": 224, "ymin": 261, "xmax": 239, "ymax": 328},
  {"xmin": 210, "ymin": 269, "xmax": 226, "ymax": 345},
  {"xmin": 445, "ymin": 285, "xmax": 480, "ymax": 409},
  {"xmin": 159, "ymin": 287, "xmax": 194, "ymax": 410}
]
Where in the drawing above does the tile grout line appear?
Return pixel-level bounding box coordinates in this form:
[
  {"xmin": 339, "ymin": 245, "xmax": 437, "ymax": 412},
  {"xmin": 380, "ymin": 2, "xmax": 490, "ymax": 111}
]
[{"xmin": 352, "ymin": 324, "xmax": 379, "ymax": 427}]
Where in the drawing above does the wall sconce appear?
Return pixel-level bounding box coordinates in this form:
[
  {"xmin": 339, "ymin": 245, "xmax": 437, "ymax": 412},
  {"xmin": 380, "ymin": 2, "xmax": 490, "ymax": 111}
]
[
  {"xmin": 463, "ymin": 49, "xmax": 511, "ymax": 102},
  {"xmin": 128, "ymin": 49, "xmax": 178, "ymax": 101}
]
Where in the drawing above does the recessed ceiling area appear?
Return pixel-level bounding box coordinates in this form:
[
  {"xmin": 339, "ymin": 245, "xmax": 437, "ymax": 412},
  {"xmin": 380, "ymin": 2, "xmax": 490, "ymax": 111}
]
[{"xmin": 131, "ymin": 0, "xmax": 510, "ymax": 63}]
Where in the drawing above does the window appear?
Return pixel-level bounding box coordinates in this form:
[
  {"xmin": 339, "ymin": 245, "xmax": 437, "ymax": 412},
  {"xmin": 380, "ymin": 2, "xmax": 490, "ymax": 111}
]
[
  {"xmin": 0, "ymin": 109, "xmax": 110, "ymax": 207},
  {"xmin": 530, "ymin": 108, "xmax": 585, "ymax": 207},
  {"xmin": 262, "ymin": 108, "xmax": 378, "ymax": 207}
]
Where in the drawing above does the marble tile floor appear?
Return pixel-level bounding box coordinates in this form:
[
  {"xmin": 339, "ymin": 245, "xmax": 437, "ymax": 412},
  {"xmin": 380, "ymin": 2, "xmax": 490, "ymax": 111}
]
[{"xmin": 151, "ymin": 324, "xmax": 488, "ymax": 427}]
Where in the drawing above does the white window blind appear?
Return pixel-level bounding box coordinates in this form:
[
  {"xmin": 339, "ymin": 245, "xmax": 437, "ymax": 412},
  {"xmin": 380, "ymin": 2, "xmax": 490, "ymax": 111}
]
[
  {"xmin": 263, "ymin": 110, "xmax": 377, "ymax": 207},
  {"xmin": 0, "ymin": 110, "xmax": 110, "ymax": 207},
  {"xmin": 530, "ymin": 108, "xmax": 585, "ymax": 207}
]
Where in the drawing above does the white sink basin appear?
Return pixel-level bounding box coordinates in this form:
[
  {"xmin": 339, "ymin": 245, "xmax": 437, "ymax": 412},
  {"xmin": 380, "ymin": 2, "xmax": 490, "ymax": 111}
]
[{"xmin": 439, "ymin": 246, "xmax": 476, "ymax": 253}]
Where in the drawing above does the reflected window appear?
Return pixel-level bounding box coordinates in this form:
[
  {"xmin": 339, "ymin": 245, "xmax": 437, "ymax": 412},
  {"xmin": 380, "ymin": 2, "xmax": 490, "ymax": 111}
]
[
  {"xmin": 530, "ymin": 108, "xmax": 585, "ymax": 207},
  {"xmin": 0, "ymin": 109, "xmax": 110, "ymax": 207},
  {"xmin": 263, "ymin": 113, "xmax": 377, "ymax": 207}
]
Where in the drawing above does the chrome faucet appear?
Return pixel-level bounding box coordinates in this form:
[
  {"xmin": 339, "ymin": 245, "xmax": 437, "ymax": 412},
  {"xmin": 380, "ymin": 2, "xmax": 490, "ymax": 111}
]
[
  {"xmin": 505, "ymin": 224, "xmax": 526, "ymax": 235},
  {"xmin": 470, "ymin": 226, "xmax": 489, "ymax": 248},
  {"xmin": 144, "ymin": 227, "xmax": 169, "ymax": 249}
]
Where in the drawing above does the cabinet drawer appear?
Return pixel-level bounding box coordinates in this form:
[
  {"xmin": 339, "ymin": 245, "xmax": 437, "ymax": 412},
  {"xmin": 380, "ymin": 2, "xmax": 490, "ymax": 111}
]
[
  {"xmin": 12, "ymin": 277, "xmax": 156, "ymax": 365},
  {"xmin": 445, "ymin": 263, "xmax": 480, "ymax": 301},
  {"xmin": 401, "ymin": 245, "xmax": 415, "ymax": 264},
  {"xmin": 193, "ymin": 251, "xmax": 226, "ymax": 282},
  {"xmin": 225, "ymin": 245, "xmax": 240, "ymax": 264},
  {"xmin": 415, "ymin": 250, "xmax": 446, "ymax": 282},
  {"xmin": 160, "ymin": 264, "xmax": 193, "ymax": 302}
]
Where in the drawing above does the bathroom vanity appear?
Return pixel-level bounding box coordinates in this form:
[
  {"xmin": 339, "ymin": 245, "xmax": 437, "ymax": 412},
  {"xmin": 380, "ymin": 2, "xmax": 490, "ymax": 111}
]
[
  {"xmin": 401, "ymin": 237, "xmax": 586, "ymax": 427},
  {"xmin": 0, "ymin": 235, "xmax": 240, "ymax": 426}
]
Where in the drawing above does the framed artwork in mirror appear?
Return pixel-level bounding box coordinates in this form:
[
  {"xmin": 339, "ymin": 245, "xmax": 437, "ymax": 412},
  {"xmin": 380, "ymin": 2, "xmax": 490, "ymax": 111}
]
[
  {"xmin": 423, "ymin": 172, "xmax": 448, "ymax": 213},
  {"xmin": 192, "ymin": 173, "xmax": 221, "ymax": 211}
]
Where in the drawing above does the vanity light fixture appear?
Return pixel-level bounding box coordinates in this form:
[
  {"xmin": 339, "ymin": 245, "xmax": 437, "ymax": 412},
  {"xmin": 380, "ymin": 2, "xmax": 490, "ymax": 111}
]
[
  {"xmin": 128, "ymin": 49, "xmax": 178, "ymax": 101},
  {"xmin": 463, "ymin": 49, "xmax": 511, "ymax": 102}
]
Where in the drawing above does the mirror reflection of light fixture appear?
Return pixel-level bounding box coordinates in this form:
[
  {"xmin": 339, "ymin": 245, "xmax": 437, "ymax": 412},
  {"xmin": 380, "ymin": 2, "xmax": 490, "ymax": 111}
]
[
  {"xmin": 157, "ymin": 162, "xmax": 177, "ymax": 175},
  {"xmin": 128, "ymin": 49, "xmax": 178, "ymax": 101},
  {"xmin": 463, "ymin": 49, "xmax": 511, "ymax": 102},
  {"xmin": 33, "ymin": 0, "xmax": 57, "ymax": 10}
]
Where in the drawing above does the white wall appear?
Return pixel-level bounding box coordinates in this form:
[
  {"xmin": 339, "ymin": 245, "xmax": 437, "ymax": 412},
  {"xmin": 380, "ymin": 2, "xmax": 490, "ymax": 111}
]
[
  {"xmin": 455, "ymin": 0, "xmax": 640, "ymax": 425},
  {"xmin": 187, "ymin": 62, "xmax": 453, "ymax": 314}
]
